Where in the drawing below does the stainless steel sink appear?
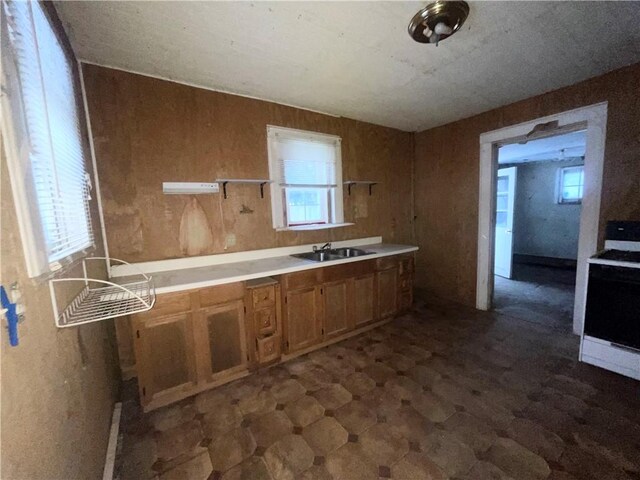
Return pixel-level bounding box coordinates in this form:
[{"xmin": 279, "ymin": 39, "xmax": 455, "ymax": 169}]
[
  {"xmin": 292, "ymin": 251, "xmax": 345, "ymax": 262},
  {"xmin": 330, "ymin": 247, "xmax": 372, "ymax": 257},
  {"xmin": 292, "ymin": 247, "xmax": 375, "ymax": 262}
]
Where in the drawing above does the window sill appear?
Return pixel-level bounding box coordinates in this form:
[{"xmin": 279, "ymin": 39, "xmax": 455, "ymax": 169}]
[{"xmin": 276, "ymin": 222, "xmax": 354, "ymax": 232}]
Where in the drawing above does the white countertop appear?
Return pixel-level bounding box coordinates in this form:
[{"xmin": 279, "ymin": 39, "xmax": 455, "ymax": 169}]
[{"xmin": 117, "ymin": 243, "xmax": 418, "ymax": 294}]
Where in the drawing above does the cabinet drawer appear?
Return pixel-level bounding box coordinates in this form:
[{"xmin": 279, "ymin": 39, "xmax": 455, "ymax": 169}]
[
  {"xmin": 255, "ymin": 307, "xmax": 277, "ymax": 335},
  {"xmin": 199, "ymin": 282, "xmax": 245, "ymax": 308},
  {"xmin": 252, "ymin": 286, "xmax": 276, "ymax": 309},
  {"xmin": 376, "ymin": 256, "xmax": 399, "ymax": 271},
  {"xmin": 324, "ymin": 259, "xmax": 374, "ymax": 282},
  {"xmin": 257, "ymin": 334, "xmax": 281, "ymax": 364},
  {"xmin": 283, "ymin": 269, "xmax": 323, "ymax": 290},
  {"xmin": 134, "ymin": 291, "xmax": 191, "ymax": 320}
]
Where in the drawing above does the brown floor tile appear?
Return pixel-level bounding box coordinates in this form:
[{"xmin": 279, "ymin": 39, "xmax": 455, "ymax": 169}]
[
  {"xmin": 194, "ymin": 389, "xmax": 231, "ymax": 414},
  {"xmin": 312, "ymin": 383, "xmax": 353, "ymax": 410},
  {"xmin": 302, "ymin": 417, "xmax": 348, "ymax": 455},
  {"xmin": 207, "ymin": 427, "xmax": 256, "ymax": 472},
  {"xmin": 506, "ymin": 418, "xmax": 565, "ymax": 462},
  {"xmin": 392, "ymin": 451, "xmax": 447, "ymax": 480},
  {"xmin": 249, "ymin": 410, "xmax": 294, "ymax": 448},
  {"xmin": 325, "ymin": 442, "xmax": 378, "ymax": 480},
  {"xmin": 155, "ymin": 420, "xmax": 206, "ymax": 463},
  {"xmin": 485, "ymin": 437, "xmax": 550, "ymax": 480},
  {"xmin": 263, "ymin": 434, "xmax": 314, "ymax": 480},
  {"xmin": 443, "ymin": 412, "xmax": 497, "ymax": 453},
  {"xmin": 150, "ymin": 401, "xmax": 197, "ymax": 432},
  {"xmin": 422, "ymin": 430, "xmax": 477, "ymax": 477},
  {"xmin": 269, "ymin": 379, "xmax": 306, "ymax": 404},
  {"xmin": 334, "ymin": 400, "xmax": 377, "ymax": 434},
  {"xmin": 284, "ymin": 395, "xmax": 325, "ymax": 427},
  {"xmin": 358, "ymin": 422, "xmax": 409, "ymax": 466},
  {"xmin": 201, "ymin": 403, "xmax": 243, "ymax": 439},
  {"xmin": 406, "ymin": 364, "xmax": 442, "ymax": 388},
  {"xmin": 410, "ymin": 390, "xmax": 456, "ymax": 423},
  {"xmin": 158, "ymin": 452, "xmax": 212, "ymax": 480},
  {"xmin": 237, "ymin": 390, "xmax": 277, "ymax": 418},
  {"xmin": 458, "ymin": 460, "xmax": 515, "ymax": 480},
  {"xmin": 220, "ymin": 456, "xmax": 272, "ymax": 480},
  {"xmin": 342, "ymin": 372, "xmax": 376, "ymax": 396},
  {"xmin": 359, "ymin": 387, "xmax": 402, "ymax": 417}
]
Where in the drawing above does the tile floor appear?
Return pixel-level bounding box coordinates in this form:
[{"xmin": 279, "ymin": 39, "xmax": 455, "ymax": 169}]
[
  {"xmin": 494, "ymin": 264, "xmax": 577, "ymax": 332},
  {"xmin": 116, "ymin": 296, "xmax": 640, "ymax": 480}
]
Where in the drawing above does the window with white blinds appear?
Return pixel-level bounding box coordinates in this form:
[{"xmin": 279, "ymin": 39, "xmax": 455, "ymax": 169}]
[
  {"xmin": 2, "ymin": 1, "xmax": 93, "ymax": 276},
  {"xmin": 267, "ymin": 126, "xmax": 344, "ymax": 229}
]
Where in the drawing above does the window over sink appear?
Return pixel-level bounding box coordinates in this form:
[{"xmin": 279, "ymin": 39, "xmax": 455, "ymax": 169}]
[{"xmin": 267, "ymin": 125, "xmax": 347, "ymax": 230}]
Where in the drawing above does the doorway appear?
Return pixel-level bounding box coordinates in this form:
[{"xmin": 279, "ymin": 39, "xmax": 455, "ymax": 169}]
[
  {"xmin": 492, "ymin": 131, "xmax": 585, "ymax": 331},
  {"xmin": 476, "ymin": 103, "xmax": 608, "ymax": 335}
]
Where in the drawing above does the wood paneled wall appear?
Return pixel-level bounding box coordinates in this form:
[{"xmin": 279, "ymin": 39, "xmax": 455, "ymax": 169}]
[
  {"xmin": 82, "ymin": 65, "xmax": 415, "ymax": 263},
  {"xmin": 414, "ymin": 63, "xmax": 640, "ymax": 307}
]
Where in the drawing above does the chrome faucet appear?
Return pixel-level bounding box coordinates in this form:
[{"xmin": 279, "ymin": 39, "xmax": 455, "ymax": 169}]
[{"xmin": 313, "ymin": 242, "xmax": 332, "ymax": 252}]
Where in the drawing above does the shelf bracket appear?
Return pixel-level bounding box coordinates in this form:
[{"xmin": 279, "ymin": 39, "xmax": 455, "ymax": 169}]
[
  {"xmin": 348, "ymin": 183, "xmax": 353, "ymax": 196},
  {"xmin": 369, "ymin": 183, "xmax": 377, "ymax": 196},
  {"xmin": 222, "ymin": 181, "xmax": 229, "ymax": 199},
  {"xmin": 260, "ymin": 182, "xmax": 268, "ymax": 199}
]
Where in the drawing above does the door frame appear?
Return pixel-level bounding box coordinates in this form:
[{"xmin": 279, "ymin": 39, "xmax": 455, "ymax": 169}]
[{"xmin": 476, "ymin": 102, "xmax": 607, "ymax": 334}]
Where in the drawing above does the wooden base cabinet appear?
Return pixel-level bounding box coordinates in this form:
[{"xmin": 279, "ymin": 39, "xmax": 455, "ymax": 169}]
[
  {"xmin": 132, "ymin": 311, "xmax": 198, "ymax": 407},
  {"xmin": 323, "ymin": 280, "xmax": 350, "ymax": 338},
  {"xmin": 132, "ymin": 282, "xmax": 247, "ymax": 410},
  {"xmin": 283, "ymin": 286, "xmax": 323, "ymax": 353},
  {"xmin": 195, "ymin": 300, "xmax": 248, "ymax": 382},
  {"xmin": 377, "ymin": 267, "xmax": 399, "ymax": 319},
  {"xmin": 354, "ymin": 273, "xmax": 376, "ymax": 327}
]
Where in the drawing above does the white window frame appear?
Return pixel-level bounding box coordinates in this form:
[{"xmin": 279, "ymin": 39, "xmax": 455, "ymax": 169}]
[
  {"xmin": 1, "ymin": 1, "xmax": 94, "ymax": 278},
  {"xmin": 267, "ymin": 125, "xmax": 346, "ymax": 231},
  {"xmin": 557, "ymin": 165, "xmax": 584, "ymax": 204}
]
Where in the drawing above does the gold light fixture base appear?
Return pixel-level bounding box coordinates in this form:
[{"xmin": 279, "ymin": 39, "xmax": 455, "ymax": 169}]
[{"xmin": 408, "ymin": 1, "xmax": 469, "ymax": 45}]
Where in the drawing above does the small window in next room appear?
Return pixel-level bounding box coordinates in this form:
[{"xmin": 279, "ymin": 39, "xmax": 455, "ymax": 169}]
[
  {"xmin": 557, "ymin": 165, "xmax": 584, "ymax": 204},
  {"xmin": 267, "ymin": 126, "xmax": 345, "ymax": 230}
]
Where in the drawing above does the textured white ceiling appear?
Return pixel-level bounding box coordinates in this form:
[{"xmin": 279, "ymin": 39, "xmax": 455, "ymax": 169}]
[
  {"xmin": 499, "ymin": 130, "xmax": 586, "ymax": 164},
  {"xmin": 55, "ymin": 1, "xmax": 640, "ymax": 132}
]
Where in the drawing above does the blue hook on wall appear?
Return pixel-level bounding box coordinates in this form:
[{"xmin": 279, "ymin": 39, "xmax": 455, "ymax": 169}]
[{"xmin": 1, "ymin": 285, "xmax": 19, "ymax": 346}]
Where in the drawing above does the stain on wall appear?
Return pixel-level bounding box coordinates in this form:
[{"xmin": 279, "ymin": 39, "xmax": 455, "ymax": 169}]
[
  {"xmin": 82, "ymin": 65, "xmax": 415, "ymax": 263},
  {"xmin": 1, "ymin": 139, "xmax": 119, "ymax": 479},
  {"xmin": 508, "ymin": 159, "xmax": 583, "ymax": 260},
  {"xmin": 179, "ymin": 197, "xmax": 214, "ymax": 255},
  {"xmin": 414, "ymin": 63, "xmax": 640, "ymax": 307}
]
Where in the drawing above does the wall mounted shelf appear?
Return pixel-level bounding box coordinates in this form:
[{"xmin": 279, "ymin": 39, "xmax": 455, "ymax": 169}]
[
  {"xmin": 49, "ymin": 257, "xmax": 155, "ymax": 328},
  {"xmin": 215, "ymin": 179, "xmax": 273, "ymax": 199},
  {"xmin": 344, "ymin": 181, "xmax": 379, "ymax": 196}
]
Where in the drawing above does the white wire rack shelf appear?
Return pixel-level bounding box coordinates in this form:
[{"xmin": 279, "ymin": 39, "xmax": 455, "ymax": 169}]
[{"xmin": 49, "ymin": 257, "xmax": 156, "ymax": 328}]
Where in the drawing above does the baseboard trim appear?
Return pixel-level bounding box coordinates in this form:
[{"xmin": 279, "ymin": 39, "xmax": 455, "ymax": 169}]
[
  {"xmin": 513, "ymin": 254, "xmax": 577, "ymax": 269},
  {"xmin": 103, "ymin": 402, "xmax": 122, "ymax": 480}
]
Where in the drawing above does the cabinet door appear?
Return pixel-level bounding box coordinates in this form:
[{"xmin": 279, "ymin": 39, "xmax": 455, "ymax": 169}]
[
  {"xmin": 197, "ymin": 300, "xmax": 248, "ymax": 382},
  {"xmin": 377, "ymin": 268, "xmax": 398, "ymax": 319},
  {"xmin": 354, "ymin": 274, "xmax": 376, "ymax": 327},
  {"xmin": 133, "ymin": 312, "xmax": 198, "ymax": 407},
  {"xmin": 324, "ymin": 280, "xmax": 350, "ymax": 338},
  {"xmin": 284, "ymin": 286, "xmax": 322, "ymax": 353}
]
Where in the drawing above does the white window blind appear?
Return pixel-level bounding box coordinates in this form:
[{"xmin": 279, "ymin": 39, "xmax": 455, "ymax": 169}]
[
  {"xmin": 3, "ymin": 0, "xmax": 93, "ymax": 271},
  {"xmin": 558, "ymin": 165, "xmax": 584, "ymax": 204},
  {"xmin": 267, "ymin": 126, "xmax": 344, "ymax": 229}
]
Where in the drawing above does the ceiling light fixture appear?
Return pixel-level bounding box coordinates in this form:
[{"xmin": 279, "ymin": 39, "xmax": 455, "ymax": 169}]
[{"xmin": 408, "ymin": 1, "xmax": 469, "ymax": 46}]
